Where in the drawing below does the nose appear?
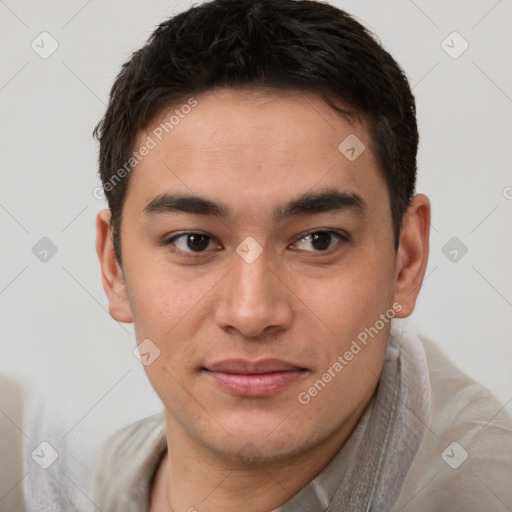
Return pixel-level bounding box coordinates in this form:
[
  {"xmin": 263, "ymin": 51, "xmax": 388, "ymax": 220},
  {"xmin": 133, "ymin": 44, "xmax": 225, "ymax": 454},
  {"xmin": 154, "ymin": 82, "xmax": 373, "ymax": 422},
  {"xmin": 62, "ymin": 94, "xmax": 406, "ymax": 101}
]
[{"xmin": 213, "ymin": 243, "xmax": 293, "ymax": 340}]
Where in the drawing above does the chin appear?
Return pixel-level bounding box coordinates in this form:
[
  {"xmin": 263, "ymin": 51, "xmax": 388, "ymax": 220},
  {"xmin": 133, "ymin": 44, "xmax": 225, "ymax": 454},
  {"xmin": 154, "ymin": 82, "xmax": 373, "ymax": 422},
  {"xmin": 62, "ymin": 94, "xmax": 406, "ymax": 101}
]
[
  {"xmin": 203, "ymin": 413, "xmax": 323, "ymax": 463},
  {"xmin": 213, "ymin": 432, "xmax": 313, "ymax": 464}
]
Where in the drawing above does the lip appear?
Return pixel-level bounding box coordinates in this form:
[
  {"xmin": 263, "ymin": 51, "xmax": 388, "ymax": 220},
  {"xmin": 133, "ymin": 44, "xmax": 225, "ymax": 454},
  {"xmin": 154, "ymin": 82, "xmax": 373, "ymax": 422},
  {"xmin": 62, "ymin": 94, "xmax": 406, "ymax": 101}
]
[{"xmin": 203, "ymin": 358, "xmax": 308, "ymax": 397}]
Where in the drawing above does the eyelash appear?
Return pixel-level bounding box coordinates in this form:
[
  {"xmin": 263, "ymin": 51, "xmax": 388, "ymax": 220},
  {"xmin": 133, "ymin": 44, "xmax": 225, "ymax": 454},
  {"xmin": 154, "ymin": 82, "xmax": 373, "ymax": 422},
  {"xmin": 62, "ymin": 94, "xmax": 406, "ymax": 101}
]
[{"xmin": 163, "ymin": 229, "xmax": 349, "ymax": 257}]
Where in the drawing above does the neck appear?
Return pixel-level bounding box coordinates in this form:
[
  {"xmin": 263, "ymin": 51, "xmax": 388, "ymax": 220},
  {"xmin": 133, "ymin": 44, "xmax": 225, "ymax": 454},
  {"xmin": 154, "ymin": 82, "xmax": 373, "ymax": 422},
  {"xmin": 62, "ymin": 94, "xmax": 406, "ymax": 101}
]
[{"xmin": 150, "ymin": 394, "xmax": 373, "ymax": 512}]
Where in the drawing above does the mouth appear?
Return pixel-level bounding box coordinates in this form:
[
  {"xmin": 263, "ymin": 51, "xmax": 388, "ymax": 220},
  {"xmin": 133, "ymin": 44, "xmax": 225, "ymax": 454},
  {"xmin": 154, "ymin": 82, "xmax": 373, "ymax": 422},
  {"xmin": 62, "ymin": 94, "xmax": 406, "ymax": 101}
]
[{"xmin": 202, "ymin": 358, "xmax": 309, "ymax": 397}]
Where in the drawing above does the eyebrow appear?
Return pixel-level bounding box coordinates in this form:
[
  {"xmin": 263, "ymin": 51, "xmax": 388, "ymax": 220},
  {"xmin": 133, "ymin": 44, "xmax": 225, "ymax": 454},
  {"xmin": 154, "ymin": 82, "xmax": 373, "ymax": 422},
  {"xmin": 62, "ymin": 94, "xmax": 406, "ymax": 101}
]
[{"xmin": 143, "ymin": 187, "xmax": 366, "ymax": 223}]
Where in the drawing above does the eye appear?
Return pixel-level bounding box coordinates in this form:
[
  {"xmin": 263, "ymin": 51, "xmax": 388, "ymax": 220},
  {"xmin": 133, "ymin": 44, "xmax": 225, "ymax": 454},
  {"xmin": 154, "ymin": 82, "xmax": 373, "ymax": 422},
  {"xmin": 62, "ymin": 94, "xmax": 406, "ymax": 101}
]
[
  {"xmin": 290, "ymin": 230, "xmax": 347, "ymax": 252},
  {"xmin": 166, "ymin": 232, "xmax": 221, "ymax": 253}
]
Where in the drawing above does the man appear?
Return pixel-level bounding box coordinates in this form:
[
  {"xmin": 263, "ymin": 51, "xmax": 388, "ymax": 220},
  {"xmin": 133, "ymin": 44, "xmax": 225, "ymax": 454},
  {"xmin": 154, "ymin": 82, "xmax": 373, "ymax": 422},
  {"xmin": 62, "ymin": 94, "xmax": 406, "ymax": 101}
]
[{"xmin": 92, "ymin": 0, "xmax": 512, "ymax": 510}]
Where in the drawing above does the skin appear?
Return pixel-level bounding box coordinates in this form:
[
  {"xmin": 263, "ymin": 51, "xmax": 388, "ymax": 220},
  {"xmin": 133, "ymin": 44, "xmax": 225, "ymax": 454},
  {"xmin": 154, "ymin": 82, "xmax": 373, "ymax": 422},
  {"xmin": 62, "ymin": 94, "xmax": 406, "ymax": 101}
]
[{"xmin": 96, "ymin": 87, "xmax": 430, "ymax": 512}]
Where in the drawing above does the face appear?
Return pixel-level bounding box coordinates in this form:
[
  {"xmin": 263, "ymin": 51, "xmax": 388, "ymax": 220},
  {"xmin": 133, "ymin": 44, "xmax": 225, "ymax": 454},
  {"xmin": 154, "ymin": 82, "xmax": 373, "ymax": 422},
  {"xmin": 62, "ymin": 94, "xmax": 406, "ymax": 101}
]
[{"xmin": 98, "ymin": 87, "xmax": 427, "ymax": 463}]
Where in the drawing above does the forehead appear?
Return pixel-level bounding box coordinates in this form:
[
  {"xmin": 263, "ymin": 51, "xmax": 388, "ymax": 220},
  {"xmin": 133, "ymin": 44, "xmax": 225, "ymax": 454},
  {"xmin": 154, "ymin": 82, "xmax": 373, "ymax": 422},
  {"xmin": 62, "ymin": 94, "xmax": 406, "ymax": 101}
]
[{"xmin": 126, "ymin": 87, "xmax": 386, "ymax": 217}]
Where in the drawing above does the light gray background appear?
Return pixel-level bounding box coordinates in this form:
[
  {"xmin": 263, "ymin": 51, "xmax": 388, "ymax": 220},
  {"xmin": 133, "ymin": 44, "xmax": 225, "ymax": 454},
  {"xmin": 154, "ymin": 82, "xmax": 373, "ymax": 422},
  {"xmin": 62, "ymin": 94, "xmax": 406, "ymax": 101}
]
[{"xmin": 1, "ymin": 1, "xmax": 511, "ymax": 510}]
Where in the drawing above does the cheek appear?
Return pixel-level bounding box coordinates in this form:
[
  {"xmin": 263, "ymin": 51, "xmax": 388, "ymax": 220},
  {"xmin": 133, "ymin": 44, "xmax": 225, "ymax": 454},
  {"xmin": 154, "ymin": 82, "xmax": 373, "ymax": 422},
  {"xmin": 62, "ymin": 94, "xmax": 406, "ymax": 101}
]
[
  {"xmin": 293, "ymin": 258, "xmax": 394, "ymax": 341},
  {"xmin": 125, "ymin": 261, "xmax": 221, "ymax": 377},
  {"xmin": 125, "ymin": 257, "xmax": 210, "ymax": 337}
]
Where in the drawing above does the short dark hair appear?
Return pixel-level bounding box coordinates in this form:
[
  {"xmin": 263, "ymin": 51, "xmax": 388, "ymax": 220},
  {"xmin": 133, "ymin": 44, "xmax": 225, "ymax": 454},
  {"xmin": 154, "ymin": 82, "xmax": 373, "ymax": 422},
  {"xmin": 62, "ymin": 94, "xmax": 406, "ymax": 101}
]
[{"xmin": 94, "ymin": 0, "xmax": 418, "ymax": 265}]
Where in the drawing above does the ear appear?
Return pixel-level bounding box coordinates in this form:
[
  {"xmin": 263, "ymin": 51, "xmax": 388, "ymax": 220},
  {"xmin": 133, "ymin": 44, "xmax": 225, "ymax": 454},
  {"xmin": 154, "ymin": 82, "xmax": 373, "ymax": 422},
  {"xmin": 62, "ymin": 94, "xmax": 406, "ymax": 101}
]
[
  {"xmin": 393, "ymin": 194, "xmax": 431, "ymax": 318},
  {"xmin": 95, "ymin": 209, "xmax": 133, "ymax": 323}
]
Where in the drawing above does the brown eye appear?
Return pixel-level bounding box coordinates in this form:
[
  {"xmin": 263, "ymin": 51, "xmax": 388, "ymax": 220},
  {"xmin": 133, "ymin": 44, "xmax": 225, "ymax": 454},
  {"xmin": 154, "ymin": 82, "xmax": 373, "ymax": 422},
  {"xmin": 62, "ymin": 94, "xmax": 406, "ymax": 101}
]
[
  {"xmin": 309, "ymin": 231, "xmax": 331, "ymax": 250},
  {"xmin": 186, "ymin": 234, "xmax": 210, "ymax": 251},
  {"xmin": 167, "ymin": 233, "xmax": 219, "ymax": 253},
  {"xmin": 291, "ymin": 230, "xmax": 347, "ymax": 252}
]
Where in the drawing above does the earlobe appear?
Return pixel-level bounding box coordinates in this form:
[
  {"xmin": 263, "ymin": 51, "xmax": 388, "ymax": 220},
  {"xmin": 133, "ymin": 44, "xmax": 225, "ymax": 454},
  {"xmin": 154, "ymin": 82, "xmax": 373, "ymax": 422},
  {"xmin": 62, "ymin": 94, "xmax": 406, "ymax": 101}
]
[
  {"xmin": 393, "ymin": 194, "xmax": 431, "ymax": 318},
  {"xmin": 95, "ymin": 209, "xmax": 134, "ymax": 323}
]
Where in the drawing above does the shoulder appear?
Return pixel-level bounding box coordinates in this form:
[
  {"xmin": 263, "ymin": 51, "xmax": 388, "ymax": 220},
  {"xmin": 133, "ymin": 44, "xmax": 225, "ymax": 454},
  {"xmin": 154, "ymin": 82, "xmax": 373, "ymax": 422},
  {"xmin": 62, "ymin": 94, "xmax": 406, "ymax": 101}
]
[
  {"xmin": 397, "ymin": 337, "xmax": 512, "ymax": 511},
  {"xmin": 95, "ymin": 412, "xmax": 167, "ymax": 468},
  {"xmin": 91, "ymin": 412, "xmax": 167, "ymax": 511},
  {"xmin": 423, "ymin": 337, "xmax": 512, "ymax": 452}
]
